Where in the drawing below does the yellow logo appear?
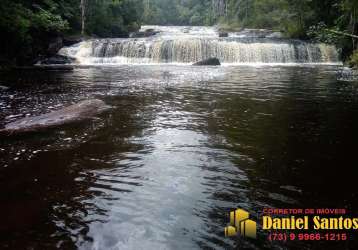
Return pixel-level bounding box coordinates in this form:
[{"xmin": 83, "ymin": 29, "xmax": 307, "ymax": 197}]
[{"xmin": 225, "ymin": 209, "xmax": 257, "ymax": 239}]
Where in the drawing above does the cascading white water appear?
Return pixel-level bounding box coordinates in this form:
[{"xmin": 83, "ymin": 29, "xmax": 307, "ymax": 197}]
[{"xmin": 59, "ymin": 26, "xmax": 340, "ymax": 65}]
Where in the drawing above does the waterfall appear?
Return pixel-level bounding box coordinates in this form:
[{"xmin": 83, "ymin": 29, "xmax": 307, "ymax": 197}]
[{"xmin": 59, "ymin": 26, "xmax": 340, "ymax": 65}]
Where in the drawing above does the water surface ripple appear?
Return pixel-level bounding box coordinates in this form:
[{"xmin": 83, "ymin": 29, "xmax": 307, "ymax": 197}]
[{"xmin": 0, "ymin": 65, "xmax": 358, "ymax": 249}]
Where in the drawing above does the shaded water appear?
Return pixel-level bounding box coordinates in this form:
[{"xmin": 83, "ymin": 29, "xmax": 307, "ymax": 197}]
[{"xmin": 0, "ymin": 65, "xmax": 358, "ymax": 250}]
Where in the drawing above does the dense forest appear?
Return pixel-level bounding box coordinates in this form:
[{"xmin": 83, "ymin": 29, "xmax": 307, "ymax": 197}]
[
  {"xmin": 143, "ymin": 0, "xmax": 358, "ymax": 61},
  {"xmin": 0, "ymin": 0, "xmax": 357, "ymax": 66},
  {"xmin": 0, "ymin": 0, "xmax": 143, "ymax": 65}
]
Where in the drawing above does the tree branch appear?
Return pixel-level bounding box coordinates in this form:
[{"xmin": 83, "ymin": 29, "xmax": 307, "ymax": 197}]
[{"xmin": 324, "ymin": 29, "xmax": 358, "ymax": 39}]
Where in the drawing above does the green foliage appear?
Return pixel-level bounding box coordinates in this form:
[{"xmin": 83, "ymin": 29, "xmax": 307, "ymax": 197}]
[
  {"xmin": 0, "ymin": 0, "xmax": 143, "ymax": 64},
  {"xmin": 142, "ymin": 0, "xmax": 214, "ymax": 26},
  {"xmin": 307, "ymin": 22, "xmax": 341, "ymax": 44},
  {"xmin": 0, "ymin": 0, "xmax": 357, "ymax": 65},
  {"xmin": 85, "ymin": 0, "xmax": 143, "ymax": 37},
  {"xmin": 0, "ymin": 1, "xmax": 64, "ymax": 63},
  {"xmin": 248, "ymin": 0, "xmax": 289, "ymax": 29},
  {"xmin": 141, "ymin": 0, "xmax": 357, "ymax": 61},
  {"xmin": 349, "ymin": 50, "xmax": 358, "ymax": 68},
  {"xmin": 32, "ymin": 8, "xmax": 69, "ymax": 33},
  {"xmin": 0, "ymin": 2, "xmax": 31, "ymax": 43}
]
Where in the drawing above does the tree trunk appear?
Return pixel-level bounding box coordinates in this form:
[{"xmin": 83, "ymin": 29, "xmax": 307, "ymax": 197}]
[
  {"xmin": 246, "ymin": 0, "xmax": 249, "ymax": 22},
  {"xmin": 80, "ymin": 0, "xmax": 86, "ymax": 36},
  {"xmin": 225, "ymin": 0, "xmax": 228, "ymax": 18},
  {"xmin": 352, "ymin": 9, "xmax": 356, "ymax": 50}
]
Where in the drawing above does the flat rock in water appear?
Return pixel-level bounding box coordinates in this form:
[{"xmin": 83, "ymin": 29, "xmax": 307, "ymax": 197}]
[
  {"xmin": 0, "ymin": 99, "xmax": 110, "ymax": 134},
  {"xmin": 193, "ymin": 58, "xmax": 221, "ymax": 66}
]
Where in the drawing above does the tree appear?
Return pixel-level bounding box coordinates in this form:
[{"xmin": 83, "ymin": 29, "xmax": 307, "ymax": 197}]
[{"xmin": 0, "ymin": 0, "xmax": 143, "ymax": 65}]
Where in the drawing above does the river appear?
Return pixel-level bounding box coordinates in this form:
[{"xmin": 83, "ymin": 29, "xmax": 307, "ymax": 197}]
[{"xmin": 0, "ymin": 26, "xmax": 358, "ymax": 250}]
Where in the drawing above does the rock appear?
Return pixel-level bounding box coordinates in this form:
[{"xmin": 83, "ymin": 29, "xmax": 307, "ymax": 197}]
[
  {"xmin": 235, "ymin": 29, "xmax": 284, "ymax": 38},
  {"xmin": 34, "ymin": 65, "xmax": 75, "ymax": 70},
  {"xmin": 0, "ymin": 85, "xmax": 9, "ymax": 91},
  {"xmin": 129, "ymin": 32, "xmax": 143, "ymax": 38},
  {"xmin": 38, "ymin": 55, "xmax": 75, "ymax": 65},
  {"xmin": 337, "ymin": 67, "xmax": 358, "ymax": 81},
  {"xmin": 193, "ymin": 58, "xmax": 221, "ymax": 66},
  {"xmin": 63, "ymin": 36, "xmax": 84, "ymax": 46},
  {"xmin": 0, "ymin": 99, "xmax": 110, "ymax": 134},
  {"xmin": 267, "ymin": 31, "xmax": 284, "ymax": 39},
  {"xmin": 129, "ymin": 30, "xmax": 160, "ymax": 38},
  {"xmin": 219, "ymin": 32, "xmax": 229, "ymax": 37},
  {"xmin": 145, "ymin": 28, "xmax": 155, "ymax": 33},
  {"xmin": 47, "ymin": 37, "xmax": 63, "ymax": 56},
  {"xmin": 15, "ymin": 65, "xmax": 74, "ymax": 71}
]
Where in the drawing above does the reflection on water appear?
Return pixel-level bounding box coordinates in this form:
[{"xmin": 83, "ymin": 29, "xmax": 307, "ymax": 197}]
[{"xmin": 0, "ymin": 65, "xmax": 358, "ymax": 249}]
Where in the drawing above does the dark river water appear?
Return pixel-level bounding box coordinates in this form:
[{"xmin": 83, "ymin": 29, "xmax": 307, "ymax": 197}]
[{"xmin": 0, "ymin": 65, "xmax": 358, "ymax": 250}]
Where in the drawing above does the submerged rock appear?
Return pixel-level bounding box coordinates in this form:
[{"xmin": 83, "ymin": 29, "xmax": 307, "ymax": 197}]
[
  {"xmin": 0, "ymin": 99, "xmax": 110, "ymax": 134},
  {"xmin": 193, "ymin": 58, "xmax": 221, "ymax": 66},
  {"xmin": 219, "ymin": 31, "xmax": 229, "ymax": 37}
]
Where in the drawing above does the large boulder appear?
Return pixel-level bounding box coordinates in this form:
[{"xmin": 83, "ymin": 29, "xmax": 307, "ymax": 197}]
[
  {"xmin": 63, "ymin": 35, "xmax": 84, "ymax": 46},
  {"xmin": 193, "ymin": 58, "xmax": 221, "ymax": 66},
  {"xmin": 267, "ymin": 31, "xmax": 284, "ymax": 39},
  {"xmin": 47, "ymin": 37, "xmax": 63, "ymax": 56},
  {"xmin": 0, "ymin": 99, "xmax": 110, "ymax": 134},
  {"xmin": 144, "ymin": 28, "xmax": 155, "ymax": 33}
]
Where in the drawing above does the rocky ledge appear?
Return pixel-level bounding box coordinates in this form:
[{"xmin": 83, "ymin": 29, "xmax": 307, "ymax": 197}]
[
  {"xmin": 38, "ymin": 54, "xmax": 76, "ymax": 65},
  {"xmin": 193, "ymin": 58, "xmax": 221, "ymax": 66},
  {"xmin": 129, "ymin": 29, "xmax": 160, "ymax": 38}
]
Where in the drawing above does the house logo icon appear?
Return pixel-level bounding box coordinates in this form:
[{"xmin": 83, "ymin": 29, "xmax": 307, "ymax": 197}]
[{"xmin": 225, "ymin": 209, "xmax": 257, "ymax": 239}]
